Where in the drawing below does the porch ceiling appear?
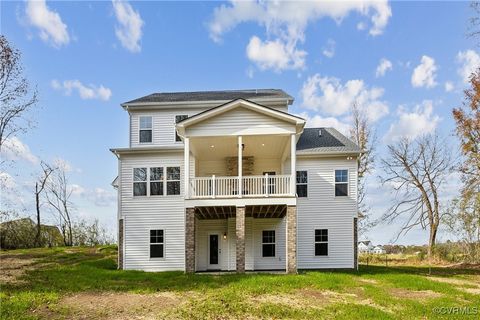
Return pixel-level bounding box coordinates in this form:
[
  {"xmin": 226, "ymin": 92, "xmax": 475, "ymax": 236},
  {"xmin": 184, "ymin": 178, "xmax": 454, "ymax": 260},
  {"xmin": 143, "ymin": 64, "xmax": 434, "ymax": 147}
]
[
  {"xmin": 190, "ymin": 135, "xmax": 290, "ymax": 161},
  {"xmin": 195, "ymin": 205, "xmax": 287, "ymax": 219}
]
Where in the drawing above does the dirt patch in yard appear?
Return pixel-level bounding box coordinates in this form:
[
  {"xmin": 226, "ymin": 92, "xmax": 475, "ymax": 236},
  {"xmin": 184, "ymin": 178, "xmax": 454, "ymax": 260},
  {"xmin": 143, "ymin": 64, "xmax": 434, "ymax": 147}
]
[
  {"xmin": 0, "ymin": 255, "xmax": 38, "ymax": 283},
  {"xmin": 427, "ymin": 276, "xmax": 480, "ymax": 295},
  {"xmin": 389, "ymin": 288, "xmax": 442, "ymax": 300},
  {"xmin": 45, "ymin": 292, "xmax": 184, "ymax": 320},
  {"xmin": 358, "ymin": 278, "xmax": 378, "ymax": 284}
]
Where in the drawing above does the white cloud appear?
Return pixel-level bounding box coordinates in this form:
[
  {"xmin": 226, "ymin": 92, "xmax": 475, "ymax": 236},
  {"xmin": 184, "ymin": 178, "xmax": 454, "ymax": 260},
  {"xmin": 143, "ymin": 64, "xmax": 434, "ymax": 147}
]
[
  {"xmin": 297, "ymin": 112, "xmax": 350, "ymax": 136},
  {"xmin": 246, "ymin": 36, "xmax": 306, "ymax": 71},
  {"xmin": 1, "ymin": 137, "xmax": 38, "ymax": 164},
  {"xmin": 444, "ymin": 81, "xmax": 454, "ymax": 92},
  {"xmin": 411, "ymin": 55, "xmax": 438, "ymax": 88},
  {"xmin": 70, "ymin": 184, "xmax": 116, "ymax": 207},
  {"xmin": 322, "ymin": 39, "xmax": 335, "ymax": 58},
  {"xmin": 51, "ymin": 79, "xmax": 112, "ymax": 101},
  {"xmin": 209, "ymin": 0, "xmax": 391, "ymax": 71},
  {"xmin": 112, "ymin": 0, "xmax": 144, "ymax": 53},
  {"xmin": 25, "ymin": 0, "xmax": 70, "ymax": 47},
  {"xmin": 0, "ymin": 172, "xmax": 16, "ymax": 190},
  {"xmin": 384, "ymin": 100, "xmax": 440, "ymax": 142},
  {"xmin": 300, "ymin": 73, "xmax": 388, "ymax": 122},
  {"xmin": 375, "ymin": 58, "xmax": 392, "ymax": 77},
  {"xmin": 456, "ymin": 50, "xmax": 480, "ymax": 83}
]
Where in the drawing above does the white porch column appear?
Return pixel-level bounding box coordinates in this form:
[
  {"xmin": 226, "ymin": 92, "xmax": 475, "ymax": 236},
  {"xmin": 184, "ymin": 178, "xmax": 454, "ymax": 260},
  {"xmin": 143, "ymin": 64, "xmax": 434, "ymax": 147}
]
[
  {"xmin": 290, "ymin": 134, "xmax": 296, "ymax": 196},
  {"xmin": 238, "ymin": 135, "xmax": 242, "ymax": 197},
  {"xmin": 184, "ymin": 137, "xmax": 190, "ymax": 199}
]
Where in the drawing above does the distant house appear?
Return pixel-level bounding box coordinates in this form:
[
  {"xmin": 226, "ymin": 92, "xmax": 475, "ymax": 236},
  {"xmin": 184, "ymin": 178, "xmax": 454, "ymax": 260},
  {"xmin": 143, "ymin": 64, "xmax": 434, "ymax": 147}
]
[
  {"xmin": 0, "ymin": 218, "xmax": 63, "ymax": 249},
  {"xmin": 358, "ymin": 240, "xmax": 373, "ymax": 253},
  {"xmin": 372, "ymin": 245, "xmax": 386, "ymax": 254}
]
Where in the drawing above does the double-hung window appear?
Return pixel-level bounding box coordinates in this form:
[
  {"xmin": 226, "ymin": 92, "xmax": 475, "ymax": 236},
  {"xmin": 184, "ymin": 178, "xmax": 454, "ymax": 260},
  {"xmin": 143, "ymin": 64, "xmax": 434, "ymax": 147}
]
[
  {"xmin": 335, "ymin": 169, "xmax": 348, "ymax": 197},
  {"xmin": 175, "ymin": 115, "xmax": 188, "ymax": 142},
  {"xmin": 139, "ymin": 116, "xmax": 153, "ymax": 143},
  {"xmin": 150, "ymin": 230, "xmax": 164, "ymax": 258},
  {"xmin": 315, "ymin": 229, "xmax": 328, "ymax": 256},
  {"xmin": 262, "ymin": 230, "xmax": 275, "ymax": 257},
  {"xmin": 150, "ymin": 167, "xmax": 164, "ymax": 196},
  {"xmin": 166, "ymin": 167, "xmax": 181, "ymax": 195},
  {"xmin": 296, "ymin": 171, "xmax": 308, "ymax": 198},
  {"xmin": 133, "ymin": 168, "xmax": 147, "ymax": 196}
]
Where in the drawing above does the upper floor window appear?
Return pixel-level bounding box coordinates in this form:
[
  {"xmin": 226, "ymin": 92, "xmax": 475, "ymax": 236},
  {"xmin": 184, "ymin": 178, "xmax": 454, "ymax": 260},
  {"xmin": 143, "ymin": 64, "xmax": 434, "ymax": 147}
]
[
  {"xmin": 150, "ymin": 229, "xmax": 164, "ymax": 258},
  {"xmin": 133, "ymin": 168, "xmax": 147, "ymax": 196},
  {"xmin": 262, "ymin": 230, "xmax": 275, "ymax": 257},
  {"xmin": 175, "ymin": 115, "xmax": 188, "ymax": 142},
  {"xmin": 166, "ymin": 167, "xmax": 181, "ymax": 195},
  {"xmin": 296, "ymin": 171, "xmax": 308, "ymax": 198},
  {"xmin": 315, "ymin": 229, "xmax": 328, "ymax": 256},
  {"xmin": 133, "ymin": 167, "xmax": 180, "ymax": 196},
  {"xmin": 139, "ymin": 116, "xmax": 153, "ymax": 143},
  {"xmin": 335, "ymin": 169, "xmax": 348, "ymax": 197},
  {"xmin": 150, "ymin": 167, "xmax": 164, "ymax": 196}
]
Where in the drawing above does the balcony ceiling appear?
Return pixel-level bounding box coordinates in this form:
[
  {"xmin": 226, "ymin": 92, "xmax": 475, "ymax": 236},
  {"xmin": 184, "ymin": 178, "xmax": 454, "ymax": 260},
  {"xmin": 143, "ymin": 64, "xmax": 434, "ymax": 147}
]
[{"xmin": 190, "ymin": 135, "xmax": 290, "ymax": 161}]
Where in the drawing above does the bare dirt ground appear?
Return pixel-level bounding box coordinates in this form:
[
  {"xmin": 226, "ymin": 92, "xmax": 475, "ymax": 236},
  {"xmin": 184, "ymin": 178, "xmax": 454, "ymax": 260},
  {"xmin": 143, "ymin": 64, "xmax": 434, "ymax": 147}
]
[
  {"xmin": 428, "ymin": 276, "xmax": 480, "ymax": 294},
  {"xmin": 0, "ymin": 254, "xmax": 38, "ymax": 283}
]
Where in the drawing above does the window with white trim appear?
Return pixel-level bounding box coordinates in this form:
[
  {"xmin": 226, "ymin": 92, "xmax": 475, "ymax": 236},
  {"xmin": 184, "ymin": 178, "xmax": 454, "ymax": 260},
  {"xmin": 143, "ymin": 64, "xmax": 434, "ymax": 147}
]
[
  {"xmin": 315, "ymin": 229, "xmax": 328, "ymax": 256},
  {"xmin": 150, "ymin": 167, "xmax": 164, "ymax": 196},
  {"xmin": 166, "ymin": 167, "xmax": 180, "ymax": 195},
  {"xmin": 133, "ymin": 168, "xmax": 147, "ymax": 196},
  {"xmin": 335, "ymin": 169, "xmax": 348, "ymax": 197},
  {"xmin": 150, "ymin": 230, "xmax": 164, "ymax": 258},
  {"xmin": 296, "ymin": 171, "xmax": 308, "ymax": 197},
  {"xmin": 175, "ymin": 115, "xmax": 188, "ymax": 142},
  {"xmin": 262, "ymin": 230, "xmax": 275, "ymax": 257},
  {"xmin": 139, "ymin": 116, "xmax": 153, "ymax": 143}
]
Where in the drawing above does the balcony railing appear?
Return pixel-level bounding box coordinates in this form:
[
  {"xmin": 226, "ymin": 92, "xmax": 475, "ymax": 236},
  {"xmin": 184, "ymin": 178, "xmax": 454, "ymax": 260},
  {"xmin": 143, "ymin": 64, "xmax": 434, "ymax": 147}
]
[{"xmin": 190, "ymin": 174, "xmax": 292, "ymax": 199}]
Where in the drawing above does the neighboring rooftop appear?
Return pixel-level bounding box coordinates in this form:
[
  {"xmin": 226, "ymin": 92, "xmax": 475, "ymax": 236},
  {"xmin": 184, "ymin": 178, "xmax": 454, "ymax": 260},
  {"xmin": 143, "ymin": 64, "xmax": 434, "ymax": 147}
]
[
  {"xmin": 122, "ymin": 89, "xmax": 293, "ymax": 106},
  {"xmin": 297, "ymin": 127, "xmax": 361, "ymax": 154}
]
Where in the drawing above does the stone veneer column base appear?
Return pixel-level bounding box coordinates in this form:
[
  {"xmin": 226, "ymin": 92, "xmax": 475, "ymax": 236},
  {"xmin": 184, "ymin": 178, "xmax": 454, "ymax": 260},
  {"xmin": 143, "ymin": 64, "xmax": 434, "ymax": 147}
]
[
  {"xmin": 286, "ymin": 206, "xmax": 297, "ymax": 273},
  {"xmin": 118, "ymin": 219, "xmax": 124, "ymax": 270},
  {"xmin": 185, "ymin": 208, "xmax": 195, "ymax": 273},
  {"xmin": 236, "ymin": 207, "xmax": 246, "ymax": 273},
  {"xmin": 354, "ymin": 217, "xmax": 358, "ymax": 271}
]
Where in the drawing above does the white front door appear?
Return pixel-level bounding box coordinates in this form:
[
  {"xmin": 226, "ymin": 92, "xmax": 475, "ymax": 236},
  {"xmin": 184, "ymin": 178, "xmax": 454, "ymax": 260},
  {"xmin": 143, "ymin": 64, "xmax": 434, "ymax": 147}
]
[{"xmin": 208, "ymin": 233, "xmax": 220, "ymax": 270}]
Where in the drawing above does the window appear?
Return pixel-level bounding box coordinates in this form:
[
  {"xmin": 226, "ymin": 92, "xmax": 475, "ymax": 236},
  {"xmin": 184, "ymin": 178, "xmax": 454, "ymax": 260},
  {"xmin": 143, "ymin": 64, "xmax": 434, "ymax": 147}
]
[
  {"xmin": 175, "ymin": 115, "xmax": 188, "ymax": 142},
  {"xmin": 150, "ymin": 230, "xmax": 164, "ymax": 258},
  {"xmin": 150, "ymin": 167, "xmax": 164, "ymax": 196},
  {"xmin": 133, "ymin": 168, "xmax": 147, "ymax": 196},
  {"xmin": 315, "ymin": 229, "xmax": 328, "ymax": 256},
  {"xmin": 296, "ymin": 171, "xmax": 308, "ymax": 197},
  {"xmin": 139, "ymin": 116, "xmax": 153, "ymax": 143},
  {"xmin": 262, "ymin": 230, "xmax": 275, "ymax": 257},
  {"xmin": 166, "ymin": 167, "xmax": 180, "ymax": 195},
  {"xmin": 335, "ymin": 169, "xmax": 348, "ymax": 197}
]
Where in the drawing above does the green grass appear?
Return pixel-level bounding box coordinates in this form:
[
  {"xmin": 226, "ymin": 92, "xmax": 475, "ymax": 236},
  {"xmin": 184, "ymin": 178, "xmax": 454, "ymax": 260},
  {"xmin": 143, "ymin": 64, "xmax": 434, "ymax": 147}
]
[{"xmin": 1, "ymin": 246, "xmax": 479, "ymax": 319}]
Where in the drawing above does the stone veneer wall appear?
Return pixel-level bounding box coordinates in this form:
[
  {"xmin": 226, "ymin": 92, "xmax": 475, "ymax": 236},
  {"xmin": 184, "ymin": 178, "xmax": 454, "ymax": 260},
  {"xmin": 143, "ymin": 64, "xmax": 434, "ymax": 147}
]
[
  {"xmin": 118, "ymin": 219, "xmax": 124, "ymax": 270},
  {"xmin": 185, "ymin": 208, "xmax": 195, "ymax": 273},
  {"xmin": 235, "ymin": 207, "xmax": 246, "ymax": 273},
  {"xmin": 286, "ymin": 206, "xmax": 297, "ymax": 273},
  {"xmin": 226, "ymin": 156, "xmax": 254, "ymax": 176}
]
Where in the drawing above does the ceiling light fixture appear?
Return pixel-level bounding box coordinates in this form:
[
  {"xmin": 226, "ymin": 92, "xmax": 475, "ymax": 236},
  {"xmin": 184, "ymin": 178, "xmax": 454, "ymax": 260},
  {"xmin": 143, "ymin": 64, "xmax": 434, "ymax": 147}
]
[{"xmin": 210, "ymin": 145, "xmax": 215, "ymax": 148}]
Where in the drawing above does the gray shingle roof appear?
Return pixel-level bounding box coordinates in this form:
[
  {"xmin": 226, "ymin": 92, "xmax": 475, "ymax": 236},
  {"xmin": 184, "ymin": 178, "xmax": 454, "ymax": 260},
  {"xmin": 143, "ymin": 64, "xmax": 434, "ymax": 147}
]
[
  {"xmin": 123, "ymin": 89, "xmax": 293, "ymax": 105},
  {"xmin": 297, "ymin": 127, "xmax": 361, "ymax": 154}
]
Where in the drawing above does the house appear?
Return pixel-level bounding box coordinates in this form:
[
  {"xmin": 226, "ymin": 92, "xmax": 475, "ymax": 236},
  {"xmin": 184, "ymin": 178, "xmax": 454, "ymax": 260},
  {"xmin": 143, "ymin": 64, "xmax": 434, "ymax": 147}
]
[
  {"xmin": 110, "ymin": 89, "xmax": 360, "ymax": 273},
  {"xmin": 358, "ymin": 240, "xmax": 373, "ymax": 253},
  {"xmin": 373, "ymin": 246, "xmax": 386, "ymax": 254}
]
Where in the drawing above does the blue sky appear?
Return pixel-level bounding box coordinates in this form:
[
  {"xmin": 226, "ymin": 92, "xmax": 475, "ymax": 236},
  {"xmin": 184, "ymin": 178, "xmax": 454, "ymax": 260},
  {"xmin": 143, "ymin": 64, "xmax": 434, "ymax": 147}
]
[{"xmin": 0, "ymin": 1, "xmax": 477, "ymax": 245}]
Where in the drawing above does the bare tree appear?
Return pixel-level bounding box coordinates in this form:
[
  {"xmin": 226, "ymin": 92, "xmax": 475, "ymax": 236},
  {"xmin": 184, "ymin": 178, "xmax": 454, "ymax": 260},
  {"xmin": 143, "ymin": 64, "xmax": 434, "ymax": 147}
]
[
  {"xmin": 34, "ymin": 161, "xmax": 54, "ymax": 246},
  {"xmin": 46, "ymin": 162, "xmax": 74, "ymax": 246},
  {"xmin": 379, "ymin": 134, "xmax": 453, "ymax": 257},
  {"xmin": 0, "ymin": 35, "xmax": 37, "ymax": 152},
  {"xmin": 349, "ymin": 102, "xmax": 376, "ymax": 234}
]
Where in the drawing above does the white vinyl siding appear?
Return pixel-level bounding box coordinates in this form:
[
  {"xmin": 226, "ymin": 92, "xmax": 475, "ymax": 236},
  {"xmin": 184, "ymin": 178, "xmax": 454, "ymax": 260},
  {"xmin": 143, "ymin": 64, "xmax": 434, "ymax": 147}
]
[
  {"xmin": 195, "ymin": 219, "xmax": 229, "ymax": 271},
  {"xmin": 296, "ymin": 156, "xmax": 357, "ymax": 269},
  {"xmin": 185, "ymin": 107, "xmax": 296, "ymax": 137}
]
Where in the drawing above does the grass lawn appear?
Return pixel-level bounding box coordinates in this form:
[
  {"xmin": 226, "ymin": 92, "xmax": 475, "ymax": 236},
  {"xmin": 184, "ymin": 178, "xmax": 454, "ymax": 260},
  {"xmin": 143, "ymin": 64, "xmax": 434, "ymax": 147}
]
[{"xmin": 1, "ymin": 246, "xmax": 479, "ymax": 319}]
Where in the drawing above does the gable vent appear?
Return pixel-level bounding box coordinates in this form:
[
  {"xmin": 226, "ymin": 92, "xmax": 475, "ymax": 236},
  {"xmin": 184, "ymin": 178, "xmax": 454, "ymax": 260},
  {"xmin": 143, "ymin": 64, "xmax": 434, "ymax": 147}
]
[{"xmin": 318, "ymin": 129, "xmax": 322, "ymax": 136}]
